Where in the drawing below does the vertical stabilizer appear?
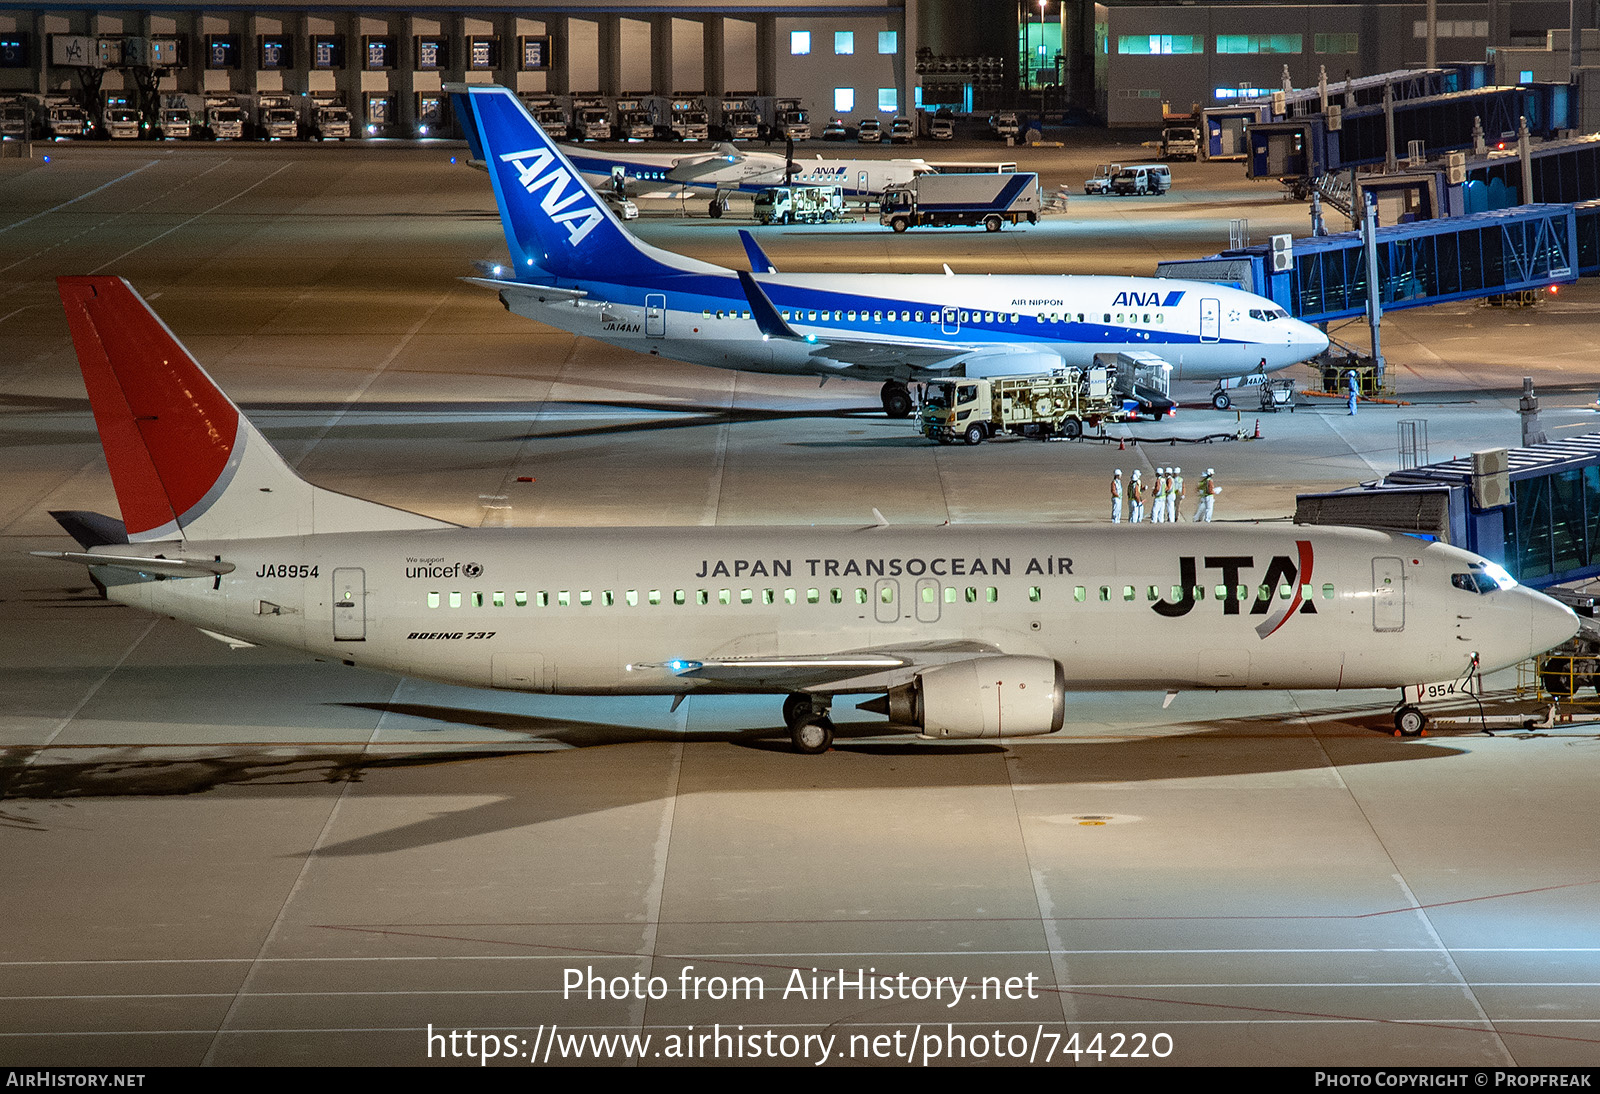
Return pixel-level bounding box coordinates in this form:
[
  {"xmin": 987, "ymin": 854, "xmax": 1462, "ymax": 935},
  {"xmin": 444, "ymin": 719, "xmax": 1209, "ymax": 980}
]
[
  {"xmin": 446, "ymin": 83, "xmax": 722, "ymax": 282},
  {"xmin": 57, "ymin": 277, "xmax": 454, "ymax": 542}
]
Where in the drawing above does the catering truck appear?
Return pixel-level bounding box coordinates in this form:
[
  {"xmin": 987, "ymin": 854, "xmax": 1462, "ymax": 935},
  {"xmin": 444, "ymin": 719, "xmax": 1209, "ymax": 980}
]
[
  {"xmin": 613, "ymin": 98, "xmax": 654, "ymax": 141},
  {"xmin": 202, "ymin": 96, "xmax": 245, "ymax": 140},
  {"xmin": 309, "ymin": 95, "xmax": 351, "ymax": 140},
  {"xmin": 715, "ymin": 96, "xmax": 762, "ymax": 141},
  {"xmin": 570, "ymin": 96, "xmax": 611, "ymax": 140},
  {"xmin": 257, "ymin": 94, "xmax": 300, "ymax": 140},
  {"xmin": 878, "ymin": 171, "xmax": 1041, "ymax": 232},
  {"xmin": 774, "ymin": 97, "xmax": 810, "ymax": 141},
  {"xmin": 648, "ymin": 95, "xmax": 708, "ymax": 141}
]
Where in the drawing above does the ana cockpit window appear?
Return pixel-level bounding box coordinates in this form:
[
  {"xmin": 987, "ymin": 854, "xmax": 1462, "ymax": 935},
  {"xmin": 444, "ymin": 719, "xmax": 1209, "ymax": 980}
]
[{"xmin": 1452, "ymin": 571, "xmax": 1502, "ymax": 594}]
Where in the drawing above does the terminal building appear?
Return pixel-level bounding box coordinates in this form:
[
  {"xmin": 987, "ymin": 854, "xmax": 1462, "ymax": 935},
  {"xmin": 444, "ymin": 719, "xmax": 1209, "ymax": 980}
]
[{"xmin": 0, "ymin": 2, "xmax": 1582, "ymax": 138}]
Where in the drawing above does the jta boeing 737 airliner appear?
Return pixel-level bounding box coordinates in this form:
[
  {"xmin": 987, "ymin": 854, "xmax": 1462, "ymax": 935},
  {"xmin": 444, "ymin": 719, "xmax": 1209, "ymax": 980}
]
[
  {"xmin": 37, "ymin": 277, "xmax": 1575, "ymax": 752},
  {"xmin": 448, "ymin": 84, "xmax": 1330, "ymax": 419}
]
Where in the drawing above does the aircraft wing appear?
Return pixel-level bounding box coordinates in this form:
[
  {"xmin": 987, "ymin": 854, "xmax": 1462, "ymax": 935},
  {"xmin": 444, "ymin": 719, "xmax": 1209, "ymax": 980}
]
[{"xmin": 642, "ymin": 639, "xmax": 1006, "ymax": 693}]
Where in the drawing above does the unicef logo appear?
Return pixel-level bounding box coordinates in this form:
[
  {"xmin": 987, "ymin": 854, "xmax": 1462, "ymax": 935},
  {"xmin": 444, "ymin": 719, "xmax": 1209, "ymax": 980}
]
[{"xmin": 462, "ymin": 562, "xmax": 483, "ymax": 579}]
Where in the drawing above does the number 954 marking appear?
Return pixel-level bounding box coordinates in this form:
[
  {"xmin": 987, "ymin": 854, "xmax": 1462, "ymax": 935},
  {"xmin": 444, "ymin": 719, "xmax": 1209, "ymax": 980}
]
[{"xmin": 255, "ymin": 564, "xmax": 319, "ymax": 579}]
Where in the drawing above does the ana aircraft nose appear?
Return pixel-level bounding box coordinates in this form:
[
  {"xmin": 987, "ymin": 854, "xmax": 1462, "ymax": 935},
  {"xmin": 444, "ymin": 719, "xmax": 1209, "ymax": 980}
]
[{"xmin": 1294, "ymin": 320, "xmax": 1330, "ymax": 355}]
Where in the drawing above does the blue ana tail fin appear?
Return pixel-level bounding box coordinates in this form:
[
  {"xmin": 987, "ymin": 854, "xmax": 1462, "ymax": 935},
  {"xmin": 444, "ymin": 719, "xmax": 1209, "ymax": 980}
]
[{"xmin": 447, "ymin": 84, "xmax": 718, "ymax": 283}]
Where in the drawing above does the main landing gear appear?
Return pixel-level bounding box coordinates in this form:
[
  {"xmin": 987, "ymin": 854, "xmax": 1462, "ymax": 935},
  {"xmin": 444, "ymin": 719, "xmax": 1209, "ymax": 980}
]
[
  {"xmin": 709, "ymin": 194, "xmax": 729, "ymax": 219},
  {"xmin": 783, "ymin": 692, "xmax": 834, "ymax": 754},
  {"xmin": 881, "ymin": 380, "xmax": 913, "ymax": 419}
]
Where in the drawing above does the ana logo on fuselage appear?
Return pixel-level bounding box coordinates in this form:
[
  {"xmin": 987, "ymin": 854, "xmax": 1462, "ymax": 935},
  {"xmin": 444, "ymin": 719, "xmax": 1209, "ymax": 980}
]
[
  {"xmin": 498, "ymin": 147, "xmax": 604, "ymax": 246},
  {"xmin": 1113, "ymin": 290, "xmax": 1187, "ymax": 308}
]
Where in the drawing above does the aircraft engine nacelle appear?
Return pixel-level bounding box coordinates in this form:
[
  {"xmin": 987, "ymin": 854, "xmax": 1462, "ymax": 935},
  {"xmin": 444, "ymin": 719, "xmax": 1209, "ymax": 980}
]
[
  {"xmin": 876, "ymin": 656, "xmax": 1066, "ymax": 739},
  {"xmin": 960, "ymin": 351, "xmax": 1063, "ymax": 380}
]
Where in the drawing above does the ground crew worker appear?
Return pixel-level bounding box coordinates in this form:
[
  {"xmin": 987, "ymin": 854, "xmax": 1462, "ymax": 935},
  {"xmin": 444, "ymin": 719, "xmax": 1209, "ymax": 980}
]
[
  {"xmin": 1111, "ymin": 469, "xmax": 1123, "ymax": 523},
  {"xmin": 1195, "ymin": 468, "xmax": 1219, "ymax": 522},
  {"xmin": 1347, "ymin": 369, "xmax": 1359, "ymax": 416},
  {"xmin": 1130, "ymin": 469, "xmax": 1144, "ymax": 523},
  {"xmin": 1151, "ymin": 467, "xmax": 1167, "ymax": 523},
  {"xmin": 1169, "ymin": 466, "xmax": 1184, "ymax": 522}
]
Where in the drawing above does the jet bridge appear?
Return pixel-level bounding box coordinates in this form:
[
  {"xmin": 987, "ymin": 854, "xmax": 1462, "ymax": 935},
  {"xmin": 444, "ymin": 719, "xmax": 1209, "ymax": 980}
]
[
  {"xmin": 1297, "ymin": 434, "xmax": 1600, "ymax": 589},
  {"xmin": 1157, "ymin": 203, "xmax": 1578, "ymax": 324}
]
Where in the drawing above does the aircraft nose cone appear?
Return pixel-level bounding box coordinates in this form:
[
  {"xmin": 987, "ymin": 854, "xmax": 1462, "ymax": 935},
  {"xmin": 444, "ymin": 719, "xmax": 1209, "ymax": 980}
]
[
  {"xmin": 1529, "ymin": 591, "xmax": 1580, "ymax": 656},
  {"xmin": 1298, "ymin": 321, "xmax": 1330, "ymax": 355}
]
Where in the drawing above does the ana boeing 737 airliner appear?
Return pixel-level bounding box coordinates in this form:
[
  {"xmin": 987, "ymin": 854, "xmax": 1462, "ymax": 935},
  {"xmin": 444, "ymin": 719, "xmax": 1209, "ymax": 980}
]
[
  {"xmin": 448, "ymin": 84, "xmax": 1331, "ymax": 419},
  {"xmin": 38, "ymin": 276, "xmax": 1577, "ymax": 751}
]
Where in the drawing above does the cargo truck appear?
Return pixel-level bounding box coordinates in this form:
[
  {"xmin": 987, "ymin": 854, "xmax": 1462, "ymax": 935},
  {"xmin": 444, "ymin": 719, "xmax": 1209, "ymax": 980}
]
[
  {"xmin": 39, "ymin": 97, "xmax": 89, "ymax": 139},
  {"xmin": 920, "ymin": 368, "xmax": 1121, "ymax": 444},
  {"xmin": 878, "ymin": 172, "xmax": 1041, "ymax": 232},
  {"xmin": 156, "ymin": 95, "xmax": 194, "ymax": 140},
  {"xmin": 102, "ymin": 104, "xmax": 141, "ymax": 140},
  {"xmin": 570, "ymin": 96, "xmax": 611, "ymax": 140},
  {"xmin": 613, "ymin": 98, "xmax": 654, "ymax": 141}
]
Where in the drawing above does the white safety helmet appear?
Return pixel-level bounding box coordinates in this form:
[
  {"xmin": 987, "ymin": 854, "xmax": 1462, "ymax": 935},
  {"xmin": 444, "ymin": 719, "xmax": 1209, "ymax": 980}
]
[
  {"xmin": 1206, "ymin": 468, "xmax": 1215, "ymax": 476},
  {"xmin": 1114, "ymin": 468, "xmax": 1122, "ymax": 476},
  {"xmin": 1132, "ymin": 469, "xmax": 1141, "ymax": 479},
  {"xmin": 1174, "ymin": 466, "xmax": 1181, "ymax": 474}
]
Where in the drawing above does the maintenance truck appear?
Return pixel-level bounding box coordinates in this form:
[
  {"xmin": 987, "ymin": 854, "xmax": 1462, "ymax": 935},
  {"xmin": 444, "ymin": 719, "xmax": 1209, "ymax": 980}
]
[
  {"xmin": 919, "ymin": 368, "xmax": 1120, "ymax": 444},
  {"xmin": 570, "ymin": 97, "xmax": 611, "ymax": 140},
  {"xmin": 753, "ymin": 185, "xmax": 846, "ymax": 224},
  {"xmin": 879, "ymin": 171, "xmax": 1040, "ymax": 232}
]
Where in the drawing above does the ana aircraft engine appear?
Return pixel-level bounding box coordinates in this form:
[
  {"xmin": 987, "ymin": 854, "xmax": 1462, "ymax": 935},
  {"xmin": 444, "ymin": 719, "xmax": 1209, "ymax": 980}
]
[{"xmin": 865, "ymin": 656, "xmax": 1067, "ymax": 739}]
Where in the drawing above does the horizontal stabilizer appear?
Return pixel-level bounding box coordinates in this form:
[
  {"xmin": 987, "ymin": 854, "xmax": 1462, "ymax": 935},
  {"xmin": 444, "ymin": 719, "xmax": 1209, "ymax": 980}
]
[
  {"xmin": 49, "ymin": 510, "xmax": 127, "ymax": 549},
  {"xmin": 31, "ymin": 550, "xmax": 237, "ymax": 579}
]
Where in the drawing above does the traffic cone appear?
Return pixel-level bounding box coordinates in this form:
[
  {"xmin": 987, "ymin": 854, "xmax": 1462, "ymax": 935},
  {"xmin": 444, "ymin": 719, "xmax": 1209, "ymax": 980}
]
[
  {"xmin": 1118, "ymin": 437, "xmax": 1125, "ymax": 450},
  {"xmin": 1253, "ymin": 418, "xmax": 1261, "ymax": 439}
]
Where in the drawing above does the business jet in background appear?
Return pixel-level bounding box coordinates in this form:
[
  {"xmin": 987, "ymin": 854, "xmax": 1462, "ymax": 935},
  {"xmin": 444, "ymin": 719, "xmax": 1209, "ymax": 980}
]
[
  {"xmin": 448, "ymin": 84, "xmax": 1331, "ymax": 419},
  {"xmin": 39, "ymin": 276, "xmax": 1576, "ymax": 751}
]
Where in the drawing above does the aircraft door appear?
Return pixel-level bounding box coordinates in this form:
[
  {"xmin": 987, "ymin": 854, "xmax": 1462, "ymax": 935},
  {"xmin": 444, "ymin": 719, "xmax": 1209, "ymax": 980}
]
[
  {"xmin": 645, "ymin": 294, "xmax": 666, "ymax": 337},
  {"xmin": 941, "ymin": 307, "xmax": 961, "ymax": 335},
  {"xmin": 858, "ymin": 169, "xmax": 869, "ymax": 196},
  {"xmin": 914, "ymin": 578, "xmax": 941, "ymax": 624},
  {"xmin": 1200, "ymin": 298, "xmax": 1220, "ymax": 343},
  {"xmin": 333, "ymin": 568, "xmax": 366, "ymax": 641},
  {"xmin": 875, "ymin": 578, "xmax": 900, "ymax": 623},
  {"xmin": 1372, "ymin": 557, "xmax": 1405, "ymax": 632}
]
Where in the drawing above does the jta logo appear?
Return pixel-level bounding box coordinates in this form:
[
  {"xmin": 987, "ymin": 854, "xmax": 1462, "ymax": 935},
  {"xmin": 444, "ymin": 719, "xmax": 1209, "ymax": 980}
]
[{"xmin": 1151, "ymin": 541, "xmax": 1315, "ymax": 640}]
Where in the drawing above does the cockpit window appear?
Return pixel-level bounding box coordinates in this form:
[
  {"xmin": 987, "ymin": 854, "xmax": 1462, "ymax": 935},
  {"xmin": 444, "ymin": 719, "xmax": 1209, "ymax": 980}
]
[
  {"xmin": 1249, "ymin": 307, "xmax": 1290, "ymax": 321},
  {"xmin": 1452, "ymin": 571, "xmax": 1503, "ymax": 594}
]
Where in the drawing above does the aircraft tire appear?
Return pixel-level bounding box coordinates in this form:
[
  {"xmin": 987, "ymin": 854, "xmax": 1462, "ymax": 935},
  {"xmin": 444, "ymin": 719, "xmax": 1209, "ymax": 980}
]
[
  {"xmin": 791, "ymin": 717, "xmax": 834, "ymax": 754},
  {"xmin": 1393, "ymin": 706, "xmax": 1427, "ymax": 737},
  {"xmin": 964, "ymin": 424, "xmax": 985, "ymax": 446},
  {"xmin": 1211, "ymin": 391, "xmax": 1231, "ymax": 411},
  {"xmin": 709, "ymin": 200, "xmax": 722, "ymax": 218}
]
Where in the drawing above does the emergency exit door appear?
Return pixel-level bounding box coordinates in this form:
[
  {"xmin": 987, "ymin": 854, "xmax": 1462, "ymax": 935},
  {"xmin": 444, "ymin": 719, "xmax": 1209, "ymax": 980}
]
[
  {"xmin": 1200, "ymin": 298, "xmax": 1220, "ymax": 342},
  {"xmin": 874, "ymin": 578, "xmax": 899, "ymax": 623},
  {"xmin": 645, "ymin": 294, "xmax": 666, "ymax": 337},
  {"xmin": 1372, "ymin": 557, "xmax": 1405, "ymax": 632},
  {"xmin": 333, "ymin": 568, "xmax": 366, "ymax": 641}
]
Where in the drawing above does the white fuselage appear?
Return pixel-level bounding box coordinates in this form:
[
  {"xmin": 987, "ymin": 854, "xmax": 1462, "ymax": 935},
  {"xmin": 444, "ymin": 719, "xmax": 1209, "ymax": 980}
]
[
  {"xmin": 103, "ymin": 524, "xmax": 1572, "ymax": 699},
  {"xmin": 559, "ymin": 144, "xmax": 929, "ymax": 198},
  {"xmin": 504, "ymin": 272, "xmax": 1328, "ymax": 384}
]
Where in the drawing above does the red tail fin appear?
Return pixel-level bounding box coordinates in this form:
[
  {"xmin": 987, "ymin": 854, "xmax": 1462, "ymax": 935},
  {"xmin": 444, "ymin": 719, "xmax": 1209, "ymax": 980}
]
[{"xmin": 58, "ymin": 276, "xmax": 239, "ymax": 540}]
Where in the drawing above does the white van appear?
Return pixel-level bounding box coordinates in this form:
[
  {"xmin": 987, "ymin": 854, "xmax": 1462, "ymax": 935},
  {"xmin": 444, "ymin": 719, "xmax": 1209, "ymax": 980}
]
[{"xmin": 1110, "ymin": 164, "xmax": 1172, "ymax": 195}]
